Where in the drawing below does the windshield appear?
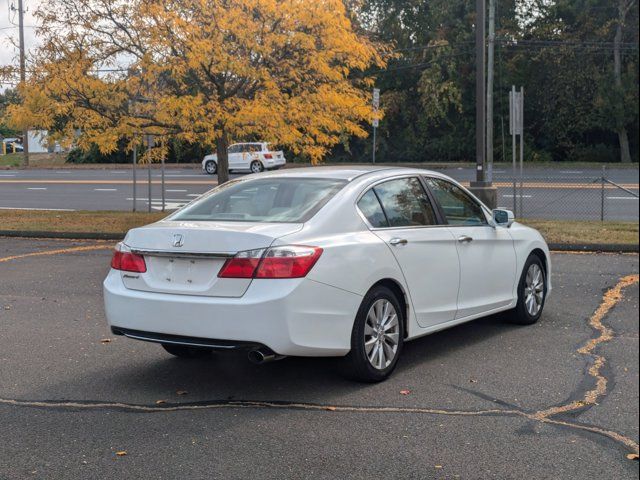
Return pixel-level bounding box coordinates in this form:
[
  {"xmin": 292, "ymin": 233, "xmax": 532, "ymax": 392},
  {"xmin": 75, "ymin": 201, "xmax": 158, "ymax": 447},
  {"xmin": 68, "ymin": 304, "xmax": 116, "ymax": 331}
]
[{"xmin": 170, "ymin": 177, "xmax": 347, "ymax": 223}]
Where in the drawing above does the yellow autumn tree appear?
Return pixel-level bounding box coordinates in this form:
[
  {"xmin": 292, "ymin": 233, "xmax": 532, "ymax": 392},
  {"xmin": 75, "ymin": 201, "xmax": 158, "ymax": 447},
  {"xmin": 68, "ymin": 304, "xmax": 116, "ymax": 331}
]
[{"xmin": 5, "ymin": 0, "xmax": 384, "ymax": 182}]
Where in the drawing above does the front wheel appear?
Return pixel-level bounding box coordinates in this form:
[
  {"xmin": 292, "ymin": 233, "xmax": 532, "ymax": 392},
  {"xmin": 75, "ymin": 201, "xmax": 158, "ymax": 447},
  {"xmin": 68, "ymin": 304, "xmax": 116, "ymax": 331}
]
[
  {"xmin": 250, "ymin": 160, "xmax": 265, "ymax": 173},
  {"xmin": 162, "ymin": 344, "xmax": 213, "ymax": 359},
  {"xmin": 343, "ymin": 286, "xmax": 404, "ymax": 382},
  {"xmin": 509, "ymin": 254, "xmax": 547, "ymax": 325},
  {"xmin": 204, "ymin": 161, "xmax": 217, "ymax": 175}
]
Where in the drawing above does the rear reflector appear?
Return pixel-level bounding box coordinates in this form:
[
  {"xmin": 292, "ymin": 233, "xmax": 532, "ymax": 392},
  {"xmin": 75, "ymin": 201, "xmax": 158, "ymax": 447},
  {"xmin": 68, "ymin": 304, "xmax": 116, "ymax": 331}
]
[
  {"xmin": 263, "ymin": 153, "xmax": 273, "ymax": 159},
  {"xmin": 111, "ymin": 250, "xmax": 147, "ymax": 273},
  {"xmin": 218, "ymin": 246, "xmax": 322, "ymax": 279}
]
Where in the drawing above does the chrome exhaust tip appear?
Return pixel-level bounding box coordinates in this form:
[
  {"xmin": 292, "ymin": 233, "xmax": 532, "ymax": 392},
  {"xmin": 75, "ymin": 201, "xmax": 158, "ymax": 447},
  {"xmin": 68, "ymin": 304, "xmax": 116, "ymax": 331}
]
[{"xmin": 248, "ymin": 348, "xmax": 285, "ymax": 365}]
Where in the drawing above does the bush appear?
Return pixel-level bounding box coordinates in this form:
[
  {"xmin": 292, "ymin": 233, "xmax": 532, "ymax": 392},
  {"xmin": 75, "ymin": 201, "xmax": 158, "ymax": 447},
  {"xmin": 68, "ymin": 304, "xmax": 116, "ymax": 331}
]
[
  {"xmin": 66, "ymin": 144, "xmax": 128, "ymax": 164},
  {"xmin": 567, "ymin": 144, "xmax": 620, "ymax": 163}
]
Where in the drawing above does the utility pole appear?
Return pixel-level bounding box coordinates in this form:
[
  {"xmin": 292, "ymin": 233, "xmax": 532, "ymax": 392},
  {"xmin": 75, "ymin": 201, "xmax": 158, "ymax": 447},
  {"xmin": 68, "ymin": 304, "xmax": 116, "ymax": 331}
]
[
  {"xmin": 469, "ymin": 0, "xmax": 497, "ymax": 208},
  {"xmin": 17, "ymin": 0, "xmax": 29, "ymax": 166},
  {"xmin": 486, "ymin": 0, "xmax": 495, "ymax": 182},
  {"xmin": 474, "ymin": 0, "xmax": 486, "ymax": 184}
]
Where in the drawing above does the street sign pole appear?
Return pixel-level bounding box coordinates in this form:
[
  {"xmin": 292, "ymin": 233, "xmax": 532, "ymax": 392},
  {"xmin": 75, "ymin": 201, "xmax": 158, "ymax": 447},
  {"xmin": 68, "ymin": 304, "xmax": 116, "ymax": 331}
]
[
  {"xmin": 372, "ymin": 88, "xmax": 380, "ymax": 164},
  {"xmin": 509, "ymin": 85, "xmax": 524, "ymax": 216},
  {"xmin": 132, "ymin": 143, "xmax": 137, "ymax": 212},
  {"xmin": 147, "ymin": 157, "xmax": 152, "ymax": 213},
  {"xmin": 161, "ymin": 155, "xmax": 165, "ymax": 212},
  {"xmin": 510, "ymin": 87, "xmax": 516, "ymax": 215},
  {"xmin": 519, "ymin": 87, "xmax": 524, "ymax": 217}
]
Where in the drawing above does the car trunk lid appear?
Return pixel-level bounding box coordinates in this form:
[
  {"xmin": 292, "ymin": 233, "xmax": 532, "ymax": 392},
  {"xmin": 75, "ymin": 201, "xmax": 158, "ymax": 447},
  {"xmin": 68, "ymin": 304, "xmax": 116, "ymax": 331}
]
[{"xmin": 120, "ymin": 221, "xmax": 302, "ymax": 297}]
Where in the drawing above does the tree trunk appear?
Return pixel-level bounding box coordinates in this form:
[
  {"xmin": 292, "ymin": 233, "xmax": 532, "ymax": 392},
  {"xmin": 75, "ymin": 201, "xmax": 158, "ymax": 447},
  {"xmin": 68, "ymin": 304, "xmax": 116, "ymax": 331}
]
[
  {"xmin": 614, "ymin": 0, "xmax": 633, "ymax": 163},
  {"xmin": 216, "ymin": 130, "xmax": 230, "ymax": 184}
]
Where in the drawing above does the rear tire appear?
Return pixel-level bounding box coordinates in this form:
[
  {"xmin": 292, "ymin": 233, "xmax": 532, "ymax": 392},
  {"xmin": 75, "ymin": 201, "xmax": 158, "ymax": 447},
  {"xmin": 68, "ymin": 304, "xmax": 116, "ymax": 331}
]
[
  {"xmin": 250, "ymin": 160, "xmax": 265, "ymax": 173},
  {"xmin": 508, "ymin": 254, "xmax": 547, "ymax": 325},
  {"xmin": 343, "ymin": 286, "xmax": 404, "ymax": 382},
  {"xmin": 161, "ymin": 344, "xmax": 213, "ymax": 359},
  {"xmin": 204, "ymin": 161, "xmax": 217, "ymax": 175}
]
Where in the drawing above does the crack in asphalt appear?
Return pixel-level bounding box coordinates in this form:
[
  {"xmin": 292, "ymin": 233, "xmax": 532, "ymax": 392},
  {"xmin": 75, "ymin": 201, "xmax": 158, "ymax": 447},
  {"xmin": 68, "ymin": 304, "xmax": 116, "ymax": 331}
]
[{"xmin": 0, "ymin": 247, "xmax": 638, "ymax": 460}]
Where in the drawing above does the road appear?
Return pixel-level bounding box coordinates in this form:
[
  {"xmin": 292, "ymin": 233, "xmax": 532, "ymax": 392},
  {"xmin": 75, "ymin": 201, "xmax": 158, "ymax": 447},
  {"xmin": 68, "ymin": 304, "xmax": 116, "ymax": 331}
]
[
  {"xmin": 0, "ymin": 165, "xmax": 638, "ymax": 220},
  {"xmin": 0, "ymin": 238, "xmax": 638, "ymax": 479}
]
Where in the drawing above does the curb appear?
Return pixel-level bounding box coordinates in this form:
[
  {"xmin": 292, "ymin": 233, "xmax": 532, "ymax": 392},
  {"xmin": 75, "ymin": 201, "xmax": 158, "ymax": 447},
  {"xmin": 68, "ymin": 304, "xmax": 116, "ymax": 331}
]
[
  {"xmin": 548, "ymin": 243, "xmax": 638, "ymax": 253},
  {"xmin": 1, "ymin": 231, "xmax": 637, "ymax": 253},
  {"xmin": 0, "ymin": 231, "xmax": 123, "ymax": 241}
]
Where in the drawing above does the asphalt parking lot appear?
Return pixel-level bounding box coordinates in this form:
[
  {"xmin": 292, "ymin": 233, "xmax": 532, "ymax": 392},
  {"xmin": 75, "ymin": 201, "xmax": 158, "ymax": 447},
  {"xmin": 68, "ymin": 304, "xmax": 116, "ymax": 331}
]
[{"xmin": 0, "ymin": 238, "xmax": 638, "ymax": 479}]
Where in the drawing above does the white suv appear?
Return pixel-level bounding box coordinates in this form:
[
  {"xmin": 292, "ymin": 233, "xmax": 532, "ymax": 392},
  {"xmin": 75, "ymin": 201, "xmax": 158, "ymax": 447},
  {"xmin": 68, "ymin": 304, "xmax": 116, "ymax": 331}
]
[{"xmin": 202, "ymin": 142, "xmax": 286, "ymax": 175}]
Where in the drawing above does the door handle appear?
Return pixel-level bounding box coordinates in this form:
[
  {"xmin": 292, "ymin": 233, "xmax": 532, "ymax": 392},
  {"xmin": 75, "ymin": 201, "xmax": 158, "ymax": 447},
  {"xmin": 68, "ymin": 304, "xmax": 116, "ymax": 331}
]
[
  {"xmin": 389, "ymin": 238, "xmax": 408, "ymax": 246},
  {"xmin": 457, "ymin": 235, "xmax": 473, "ymax": 243}
]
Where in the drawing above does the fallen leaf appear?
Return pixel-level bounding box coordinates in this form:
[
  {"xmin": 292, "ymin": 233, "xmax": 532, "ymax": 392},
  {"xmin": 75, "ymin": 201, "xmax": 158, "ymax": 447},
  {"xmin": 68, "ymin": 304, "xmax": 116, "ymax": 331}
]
[
  {"xmin": 3, "ymin": 305, "xmax": 11, "ymax": 310},
  {"xmin": 155, "ymin": 400, "xmax": 167, "ymax": 405},
  {"xmin": 627, "ymin": 453, "xmax": 639, "ymax": 461},
  {"xmin": 115, "ymin": 451, "xmax": 127, "ymax": 457},
  {"xmin": 435, "ymin": 465, "xmax": 443, "ymax": 469},
  {"xmin": 400, "ymin": 390, "xmax": 411, "ymax": 395},
  {"xmin": 176, "ymin": 390, "xmax": 188, "ymax": 396},
  {"xmin": 325, "ymin": 406, "xmax": 337, "ymax": 411},
  {"xmin": 469, "ymin": 379, "xmax": 478, "ymax": 383},
  {"xmin": 100, "ymin": 338, "xmax": 111, "ymax": 344}
]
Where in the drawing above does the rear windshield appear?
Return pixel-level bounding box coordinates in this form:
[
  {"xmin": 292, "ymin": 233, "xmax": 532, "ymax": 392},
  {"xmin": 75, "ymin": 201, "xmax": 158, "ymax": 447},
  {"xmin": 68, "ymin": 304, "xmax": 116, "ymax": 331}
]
[{"xmin": 170, "ymin": 177, "xmax": 347, "ymax": 223}]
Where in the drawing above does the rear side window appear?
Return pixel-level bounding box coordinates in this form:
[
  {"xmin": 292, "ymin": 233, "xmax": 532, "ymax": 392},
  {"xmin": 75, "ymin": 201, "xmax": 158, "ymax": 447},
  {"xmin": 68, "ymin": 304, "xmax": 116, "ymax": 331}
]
[
  {"xmin": 171, "ymin": 178, "xmax": 346, "ymax": 223},
  {"xmin": 358, "ymin": 177, "xmax": 437, "ymax": 228},
  {"xmin": 424, "ymin": 177, "xmax": 487, "ymax": 226},
  {"xmin": 357, "ymin": 190, "xmax": 388, "ymax": 228}
]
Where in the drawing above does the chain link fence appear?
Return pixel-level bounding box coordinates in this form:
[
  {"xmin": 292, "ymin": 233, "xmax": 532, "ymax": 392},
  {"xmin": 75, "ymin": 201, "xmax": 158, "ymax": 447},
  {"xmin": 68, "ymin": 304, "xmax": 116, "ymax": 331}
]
[{"xmin": 492, "ymin": 172, "xmax": 639, "ymax": 222}]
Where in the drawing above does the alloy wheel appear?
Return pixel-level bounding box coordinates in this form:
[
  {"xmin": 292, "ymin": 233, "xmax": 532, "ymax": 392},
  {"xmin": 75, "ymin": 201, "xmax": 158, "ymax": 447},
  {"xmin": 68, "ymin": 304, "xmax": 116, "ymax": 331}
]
[
  {"xmin": 364, "ymin": 299, "xmax": 400, "ymax": 370},
  {"xmin": 524, "ymin": 263, "xmax": 544, "ymax": 316}
]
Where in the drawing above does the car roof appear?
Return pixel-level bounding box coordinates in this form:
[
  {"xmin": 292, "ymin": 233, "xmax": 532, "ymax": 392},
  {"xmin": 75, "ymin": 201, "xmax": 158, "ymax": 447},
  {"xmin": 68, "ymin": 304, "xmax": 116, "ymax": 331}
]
[{"xmin": 257, "ymin": 166, "xmax": 447, "ymax": 182}]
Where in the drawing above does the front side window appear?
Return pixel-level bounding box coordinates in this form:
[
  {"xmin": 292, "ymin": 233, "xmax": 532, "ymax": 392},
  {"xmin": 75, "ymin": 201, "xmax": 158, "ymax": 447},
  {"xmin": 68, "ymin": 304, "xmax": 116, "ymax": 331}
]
[
  {"xmin": 170, "ymin": 178, "xmax": 346, "ymax": 223},
  {"xmin": 424, "ymin": 177, "xmax": 487, "ymax": 226},
  {"xmin": 228, "ymin": 144, "xmax": 241, "ymax": 154},
  {"xmin": 372, "ymin": 177, "xmax": 438, "ymax": 227}
]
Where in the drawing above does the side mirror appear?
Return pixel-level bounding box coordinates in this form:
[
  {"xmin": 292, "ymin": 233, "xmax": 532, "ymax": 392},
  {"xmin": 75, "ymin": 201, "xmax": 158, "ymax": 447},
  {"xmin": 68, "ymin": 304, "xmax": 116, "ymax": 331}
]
[{"xmin": 492, "ymin": 209, "xmax": 515, "ymax": 228}]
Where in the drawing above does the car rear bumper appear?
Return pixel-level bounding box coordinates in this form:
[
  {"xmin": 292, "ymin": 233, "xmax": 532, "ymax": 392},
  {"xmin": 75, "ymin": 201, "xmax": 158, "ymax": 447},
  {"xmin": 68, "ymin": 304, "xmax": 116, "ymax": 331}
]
[
  {"xmin": 265, "ymin": 157, "xmax": 286, "ymax": 168},
  {"xmin": 103, "ymin": 270, "xmax": 360, "ymax": 356}
]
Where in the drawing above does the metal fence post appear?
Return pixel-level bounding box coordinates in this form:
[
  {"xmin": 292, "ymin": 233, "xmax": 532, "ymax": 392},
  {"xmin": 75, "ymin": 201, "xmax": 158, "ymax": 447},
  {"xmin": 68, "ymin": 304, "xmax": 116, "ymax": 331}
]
[
  {"xmin": 132, "ymin": 143, "xmax": 137, "ymax": 212},
  {"xmin": 600, "ymin": 165, "xmax": 605, "ymax": 222}
]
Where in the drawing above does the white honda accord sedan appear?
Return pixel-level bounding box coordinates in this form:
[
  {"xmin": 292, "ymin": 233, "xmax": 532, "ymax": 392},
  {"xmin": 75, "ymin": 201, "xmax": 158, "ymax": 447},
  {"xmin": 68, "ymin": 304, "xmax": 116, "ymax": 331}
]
[{"xmin": 104, "ymin": 167, "xmax": 551, "ymax": 382}]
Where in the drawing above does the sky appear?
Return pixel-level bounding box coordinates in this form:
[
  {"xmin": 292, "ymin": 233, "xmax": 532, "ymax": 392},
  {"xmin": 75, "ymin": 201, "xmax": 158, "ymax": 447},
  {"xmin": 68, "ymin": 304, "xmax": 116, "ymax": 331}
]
[{"xmin": 0, "ymin": 0, "xmax": 39, "ymax": 91}]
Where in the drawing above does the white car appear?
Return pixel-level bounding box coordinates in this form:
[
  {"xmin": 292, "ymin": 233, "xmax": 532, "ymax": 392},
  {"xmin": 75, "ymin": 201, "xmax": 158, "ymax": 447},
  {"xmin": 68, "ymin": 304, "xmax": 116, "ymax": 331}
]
[
  {"xmin": 104, "ymin": 167, "xmax": 551, "ymax": 382},
  {"xmin": 202, "ymin": 142, "xmax": 286, "ymax": 175}
]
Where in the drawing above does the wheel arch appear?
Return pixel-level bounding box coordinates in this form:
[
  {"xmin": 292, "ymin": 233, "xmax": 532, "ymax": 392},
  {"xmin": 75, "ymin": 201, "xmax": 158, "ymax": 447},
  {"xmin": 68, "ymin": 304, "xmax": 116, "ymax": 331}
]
[
  {"xmin": 529, "ymin": 248, "xmax": 548, "ymax": 275},
  {"xmin": 368, "ymin": 278, "xmax": 410, "ymax": 339}
]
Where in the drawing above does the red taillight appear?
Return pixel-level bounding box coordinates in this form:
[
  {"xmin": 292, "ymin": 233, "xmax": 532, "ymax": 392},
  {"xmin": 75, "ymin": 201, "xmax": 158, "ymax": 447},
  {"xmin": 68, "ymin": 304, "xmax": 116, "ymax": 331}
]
[
  {"xmin": 263, "ymin": 153, "xmax": 273, "ymax": 159},
  {"xmin": 218, "ymin": 249, "xmax": 264, "ymax": 278},
  {"xmin": 217, "ymin": 246, "xmax": 322, "ymax": 279},
  {"xmin": 255, "ymin": 246, "xmax": 322, "ymax": 278},
  {"xmin": 218, "ymin": 258, "xmax": 261, "ymax": 278},
  {"xmin": 111, "ymin": 250, "xmax": 147, "ymax": 273}
]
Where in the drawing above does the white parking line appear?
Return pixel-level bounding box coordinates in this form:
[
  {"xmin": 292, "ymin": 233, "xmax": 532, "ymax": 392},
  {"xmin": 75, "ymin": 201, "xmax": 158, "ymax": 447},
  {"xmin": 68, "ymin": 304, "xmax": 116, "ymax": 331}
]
[
  {"xmin": 502, "ymin": 194, "xmax": 532, "ymax": 198},
  {"xmin": 166, "ymin": 189, "xmax": 187, "ymax": 192},
  {"xmin": 27, "ymin": 187, "xmax": 47, "ymax": 190},
  {"xmin": 607, "ymin": 196, "xmax": 639, "ymax": 201},
  {"xmin": 126, "ymin": 197, "xmax": 190, "ymax": 202},
  {"xmin": 159, "ymin": 174, "xmax": 204, "ymax": 178},
  {"xmin": 0, "ymin": 174, "xmax": 16, "ymax": 177},
  {"xmin": 0, "ymin": 206, "xmax": 75, "ymax": 211},
  {"xmin": 187, "ymin": 194, "xmax": 201, "ymax": 197},
  {"xmin": 93, "ymin": 188, "xmax": 118, "ymax": 192},
  {"xmin": 560, "ymin": 171, "xmax": 584, "ymax": 174}
]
